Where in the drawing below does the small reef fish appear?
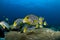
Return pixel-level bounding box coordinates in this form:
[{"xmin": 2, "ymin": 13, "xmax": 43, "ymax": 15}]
[
  {"xmin": 23, "ymin": 14, "xmax": 39, "ymax": 25},
  {"xmin": 44, "ymin": 21, "xmax": 47, "ymax": 26},
  {"xmin": 3, "ymin": 16, "xmax": 9, "ymax": 21},
  {"xmin": 23, "ymin": 25, "xmax": 36, "ymax": 33},
  {"xmin": 23, "ymin": 16, "xmax": 32, "ymax": 25},
  {"xmin": 23, "ymin": 14, "xmax": 39, "ymax": 29},
  {"xmin": 0, "ymin": 21, "xmax": 10, "ymax": 29},
  {"xmin": 5, "ymin": 18, "xmax": 9, "ymax": 21},
  {"xmin": 39, "ymin": 17, "xmax": 47, "ymax": 28},
  {"xmin": 12, "ymin": 18, "xmax": 23, "ymax": 29},
  {"xmin": 23, "ymin": 26, "xmax": 28, "ymax": 33}
]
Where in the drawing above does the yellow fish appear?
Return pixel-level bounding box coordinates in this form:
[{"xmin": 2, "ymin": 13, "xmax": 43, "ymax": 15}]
[
  {"xmin": 13, "ymin": 18, "xmax": 23, "ymax": 29},
  {"xmin": 44, "ymin": 21, "xmax": 47, "ymax": 26},
  {"xmin": 39, "ymin": 17, "xmax": 44, "ymax": 28},
  {"xmin": 13, "ymin": 22, "xmax": 17, "ymax": 27},
  {"xmin": 39, "ymin": 17, "xmax": 44, "ymax": 21},
  {"xmin": 39, "ymin": 17, "xmax": 44, "ymax": 25},
  {"xmin": 23, "ymin": 27, "xmax": 28, "ymax": 33},
  {"xmin": 23, "ymin": 14, "xmax": 39, "ymax": 29},
  {"xmin": 23, "ymin": 16, "xmax": 32, "ymax": 25},
  {"xmin": 33, "ymin": 20, "xmax": 38, "ymax": 24}
]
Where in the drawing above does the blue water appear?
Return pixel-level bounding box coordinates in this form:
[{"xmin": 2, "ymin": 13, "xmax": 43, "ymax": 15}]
[{"xmin": 0, "ymin": 0, "xmax": 60, "ymax": 26}]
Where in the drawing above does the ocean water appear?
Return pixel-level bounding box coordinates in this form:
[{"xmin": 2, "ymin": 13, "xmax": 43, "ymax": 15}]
[{"xmin": 0, "ymin": 0, "xmax": 60, "ymax": 26}]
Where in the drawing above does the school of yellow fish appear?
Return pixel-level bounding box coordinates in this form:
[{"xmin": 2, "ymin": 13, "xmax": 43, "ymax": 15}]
[{"xmin": 0, "ymin": 14, "xmax": 47, "ymax": 33}]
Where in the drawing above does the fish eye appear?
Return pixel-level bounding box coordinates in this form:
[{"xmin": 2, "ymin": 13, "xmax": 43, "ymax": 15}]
[{"xmin": 27, "ymin": 17, "xmax": 29, "ymax": 19}]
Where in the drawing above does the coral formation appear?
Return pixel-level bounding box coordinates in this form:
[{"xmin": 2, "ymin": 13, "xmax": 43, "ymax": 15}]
[{"xmin": 5, "ymin": 28, "xmax": 60, "ymax": 40}]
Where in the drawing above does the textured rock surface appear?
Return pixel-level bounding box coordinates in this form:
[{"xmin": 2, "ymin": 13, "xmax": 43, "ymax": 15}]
[{"xmin": 5, "ymin": 28, "xmax": 60, "ymax": 40}]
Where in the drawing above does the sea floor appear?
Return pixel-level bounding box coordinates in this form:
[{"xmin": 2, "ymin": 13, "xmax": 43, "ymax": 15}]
[
  {"xmin": 5, "ymin": 28, "xmax": 60, "ymax": 40},
  {"xmin": 0, "ymin": 38, "xmax": 5, "ymax": 40}
]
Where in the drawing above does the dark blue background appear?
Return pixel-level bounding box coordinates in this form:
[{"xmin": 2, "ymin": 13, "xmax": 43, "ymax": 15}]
[{"xmin": 0, "ymin": 0, "xmax": 60, "ymax": 26}]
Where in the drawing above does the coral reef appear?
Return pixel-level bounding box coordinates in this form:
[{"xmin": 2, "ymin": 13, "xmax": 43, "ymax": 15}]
[{"xmin": 5, "ymin": 28, "xmax": 60, "ymax": 40}]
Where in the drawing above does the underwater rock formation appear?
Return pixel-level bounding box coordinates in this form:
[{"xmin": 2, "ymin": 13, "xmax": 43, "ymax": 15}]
[
  {"xmin": 0, "ymin": 28, "xmax": 4, "ymax": 38},
  {"xmin": 5, "ymin": 28, "xmax": 60, "ymax": 40}
]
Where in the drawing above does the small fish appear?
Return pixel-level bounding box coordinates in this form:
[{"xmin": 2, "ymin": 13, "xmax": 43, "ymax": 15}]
[
  {"xmin": 39, "ymin": 17, "xmax": 44, "ymax": 21},
  {"xmin": 5, "ymin": 18, "xmax": 9, "ymax": 21},
  {"xmin": 0, "ymin": 21, "xmax": 10, "ymax": 29},
  {"xmin": 23, "ymin": 16, "xmax": 32, "ymax": 24},
  {"xmin": 39, "ymin": 25, "xmax": 43, "ymax": 28},
  {"xmin": 23, "ymin": 14, "xmax": 39, "ymax": 25},
  {"xmin": 13, "ymin": 22, "xmax": 17, "ymax": 27},
  {"xmin": 39, "ymin": 17, "xmax": 48, "ymax": 28},
  {"xmin": 39, "ymin": 17, "xmax": 44, "ymax": 25},
  {"xmin": 13, "ymin": 18, "xmax": 23, "ymax": 29},
  {"xmin": 33, "ymin": 20, "xmax": 38, "ymax": 24},
  {"xmin": 44, "ymin": 21, "xmax": 47, "ymax": 26},
  {"xmin": 39, "ymin": 17, "xmax": 44, "ymax": 28},
  {"xmin": 23, "ymin": 26, "xmax": 28, "ymax": 33},
  {"xmin": 3, "ymin": 16, "xmax": 9, "ymax": 21},
  {"xmin": 23, "ymin": 14, "xmax": 39, "ymax": 29},
  {"xmin": 35, "ymin": 24, "xmax": 39, "ymax": 28}
]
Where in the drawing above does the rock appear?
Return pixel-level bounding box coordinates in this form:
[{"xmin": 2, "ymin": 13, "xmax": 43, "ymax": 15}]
[
  {"xmin": 5, "ymin": 28, "xmax": 60, "ymax": 40},
  {"xmin": 0, "ymin": 28, "xmax": 5, "ymax": 38}
]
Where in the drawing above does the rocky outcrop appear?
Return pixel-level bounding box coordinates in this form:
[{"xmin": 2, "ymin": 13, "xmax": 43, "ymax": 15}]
[{"xmin": 5, "ymin": 28, "xmax": 60, "ymax": 40}]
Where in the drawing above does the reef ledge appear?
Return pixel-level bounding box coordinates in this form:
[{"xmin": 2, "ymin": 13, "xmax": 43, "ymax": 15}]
[{"xmin": 5, "ymin": 28, "xmax": 60, "ymax": 40}]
